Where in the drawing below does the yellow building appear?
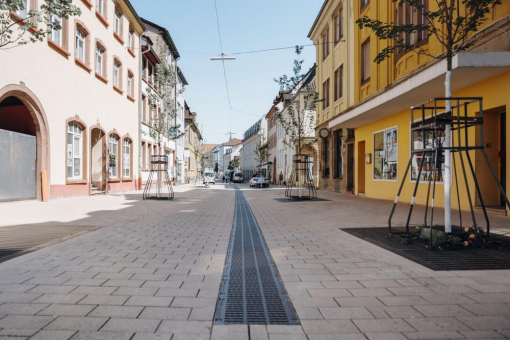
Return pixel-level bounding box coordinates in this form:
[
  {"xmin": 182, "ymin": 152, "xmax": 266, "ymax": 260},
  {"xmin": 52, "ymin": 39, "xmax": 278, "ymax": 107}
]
[{"xmin": 310, "ymin": 0, "xmax": 510, "ymax": 215}]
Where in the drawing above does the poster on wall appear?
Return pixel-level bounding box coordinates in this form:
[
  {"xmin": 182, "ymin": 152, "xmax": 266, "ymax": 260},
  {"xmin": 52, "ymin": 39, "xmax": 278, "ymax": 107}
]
[{"xmin": 67, "ymin": 144, "xmax": 73, "ymax": 167}]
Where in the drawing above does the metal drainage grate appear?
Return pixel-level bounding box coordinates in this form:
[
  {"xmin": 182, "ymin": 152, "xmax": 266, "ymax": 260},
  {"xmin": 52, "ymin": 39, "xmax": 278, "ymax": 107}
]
[{"xmin": 214, "ymin": 188, "xmax": 299, "ymax": 325}]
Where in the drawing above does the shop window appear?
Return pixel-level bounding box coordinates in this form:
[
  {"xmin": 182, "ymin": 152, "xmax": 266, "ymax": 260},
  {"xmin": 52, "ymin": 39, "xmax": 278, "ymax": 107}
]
[
  {"xmin": 374, "ymin": 127, "xmax": 398, "ymax": 181},
  {"xmin": 123, "ymin": 139, "xmax": 131, "ymax": 178},
  {"xmin": 109, "ymin": 134, "xmax": 119, "ymax": 178},
  {"xmin": 361, "ymin": 39, "xmax": 371, "ymax": 83},
  {"xmin": 334, "ymin": 130, "xmax": 343, "ymax": 178},
  {"xmin": 411, "ymin": 123, "xmax": 445, "ymax": 182},
  {"xmin": 67, "ymin": 122, "xmax": 83, "ymax": 179}
]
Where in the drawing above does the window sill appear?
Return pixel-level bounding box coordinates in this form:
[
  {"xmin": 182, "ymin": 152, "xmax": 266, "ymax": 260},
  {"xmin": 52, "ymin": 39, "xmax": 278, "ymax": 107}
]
[
  {"xmin": 81, "ymin": 0, "xmax": 93, "ymax": 8},
  {"xmin": 361, "ymin": 77, "xmax": 371, "ymax": 86},
  {"xmin": 66, "ymin": 179, "xmax": 88, "ymax": 185},
  {"xmin": 96, "ymin": 11, "xmax": 109, "ymax": 27},
  {"xmin": 127, "ymin": 95, "xmax": 135, "ymax": 102},
  {"xmin": 48, "ymin": 40, "xmax": 70, "ymax": 59},
  {"xmin": 114, "ymin": 32, "xmax": 124, "ymax": 45},
  {"xmin": 113, "ymin": 86, "xmax": 124, "ymax": 95},
  {"xmin": 75, "ymin": 58, "xmax": 92, "ymax": 73},
  {"xmin": 108, "ymin": 178, "xmax": 121, "ymax": 183},
  {"xmin": 128, "ymin": 48, "xmax": 136, "ymax": 58},
  {"xmin": 95, "ymin": 73, "xmax": 108, "ymax": 84},
  {"xmin": 122, "ymin": 177, "xmax": 133, "ymax": 182}
]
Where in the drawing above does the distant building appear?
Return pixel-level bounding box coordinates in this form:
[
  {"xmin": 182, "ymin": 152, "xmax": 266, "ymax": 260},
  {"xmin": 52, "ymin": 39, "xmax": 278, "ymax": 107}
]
[
  {"xmin": 184, "ymin": 102, "xmax": 202, "ymax": 184},
  {"xmin": 241, "ymin": 119, "xmax": 268, "ymax": 179}
]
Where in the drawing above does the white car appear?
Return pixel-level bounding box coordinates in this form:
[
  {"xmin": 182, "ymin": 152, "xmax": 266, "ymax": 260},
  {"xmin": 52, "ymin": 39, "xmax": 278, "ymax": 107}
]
[
  {"xmin": 233, "ymin": 172, "xmax": 244, "ymax": 183},
  {"xmin": 250, "ymin": 175, "xmax": 269, "ymax": 188},
  {"xmin": 203, "ymin": 172, "xmax": 215, "ymax": 185}
]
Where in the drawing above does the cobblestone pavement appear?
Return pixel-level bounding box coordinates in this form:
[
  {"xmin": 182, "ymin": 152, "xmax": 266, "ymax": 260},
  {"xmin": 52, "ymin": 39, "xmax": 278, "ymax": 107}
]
[{"xmin": 0, "ymin": 183, "xmax": 509, "ymax": 339}]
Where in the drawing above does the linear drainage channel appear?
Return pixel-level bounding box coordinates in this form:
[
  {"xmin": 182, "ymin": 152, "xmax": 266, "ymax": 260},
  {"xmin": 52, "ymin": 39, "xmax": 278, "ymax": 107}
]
[{"xmin": 214, "ymin": 187, "xmax": 299, "ymax": 325}]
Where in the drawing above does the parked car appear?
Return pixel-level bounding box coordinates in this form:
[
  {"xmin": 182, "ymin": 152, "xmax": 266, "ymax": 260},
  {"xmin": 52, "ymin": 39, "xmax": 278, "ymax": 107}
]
[
  {"xmin": 250, "ymin": 174, "xmax": 269, "ymax": 188},
  {"xmin": 233, "ymin": 172, "xmax": 244, "ymax": 183},
  {"xmin": 204, "ymin": 172, "xmax": 215, "ymax": 185}
]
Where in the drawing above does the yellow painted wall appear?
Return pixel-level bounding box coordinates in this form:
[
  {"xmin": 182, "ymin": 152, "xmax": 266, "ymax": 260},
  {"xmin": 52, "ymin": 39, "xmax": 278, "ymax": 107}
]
[
  {"xmin": 354, "ymin": 1, "xmax": 510, "ymax": 103},
  {"xmin": 355, "ymin": 72, "xmax": 510, "ymax": 212}
]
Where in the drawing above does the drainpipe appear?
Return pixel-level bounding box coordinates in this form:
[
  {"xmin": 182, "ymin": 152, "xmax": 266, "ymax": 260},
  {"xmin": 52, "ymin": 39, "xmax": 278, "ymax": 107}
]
[{"xmin": 139, "ymin": 34, "xmax": 151, "ymax": 190}]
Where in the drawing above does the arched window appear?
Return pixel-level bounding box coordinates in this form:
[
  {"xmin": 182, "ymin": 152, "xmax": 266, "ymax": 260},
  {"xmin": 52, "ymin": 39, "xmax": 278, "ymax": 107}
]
[
  {"xmin": 123, "ymin": 138, "xmax": 132, "ymax": 178},
  {"xmin": 109, "ymin": 134, "xmax": 120, "ymax": 178},
  {"xmin": 113, "ymin": 59, "xmax": 122, "ymax": 90},
  {"xmin": 95, "ymin": 41, "xmax": 107, "ymax": 79},
  {"xmin": 67, "ymin": 122, "xmax": 83, "ymax": 179},
  {"xmin": 127, "ymin": 70, "xmax": 134, "ymax": 98},
  {"xmin": 75, "ymin": 29, "xmax": 85, "ymax": 62}
]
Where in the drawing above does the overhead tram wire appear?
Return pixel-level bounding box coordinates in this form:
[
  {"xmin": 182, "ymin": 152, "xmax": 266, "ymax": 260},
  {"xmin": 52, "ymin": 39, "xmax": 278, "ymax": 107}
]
[{"xmin": 213, "ymin": 0, "xmax": 234, "ymax": 139}]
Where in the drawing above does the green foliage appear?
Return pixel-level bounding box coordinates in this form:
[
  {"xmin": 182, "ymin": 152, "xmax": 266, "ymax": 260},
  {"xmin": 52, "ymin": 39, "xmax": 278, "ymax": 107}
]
[
  {"xmin": 274, "ymin": 46, "xmax": 318, "ymax": 154},
  {"xmin": 254, "ymin": 143, "xmax": 270, "ymax": 166},
  {"xmin": 1, "ymin": 0, "xmax": 81, "ymax": 49},
  {"xmin": 356, "ymin": 0, "xmax": 502, "ymax": 66},
  {"xmin": 230, "ymin": 157, "xmax": 240, "ymax": 171},
  {"xmin": 145, "ymin": 47, "xmax": 185, "ymax": 147}
]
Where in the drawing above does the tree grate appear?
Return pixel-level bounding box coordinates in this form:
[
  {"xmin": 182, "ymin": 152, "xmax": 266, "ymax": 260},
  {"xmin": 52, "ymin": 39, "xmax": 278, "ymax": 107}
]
[
  {"xmin": 343, "ymin": 227, "xmax": 510, "ymax": 271},
  {"xmin": 214, "ymin": 189, "xmax": 299, "ymax": 325}
]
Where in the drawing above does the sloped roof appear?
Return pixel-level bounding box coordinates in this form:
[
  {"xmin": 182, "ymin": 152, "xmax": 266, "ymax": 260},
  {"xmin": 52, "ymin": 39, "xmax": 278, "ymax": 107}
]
[
  {"xmin": 224, "ymin": 138, "xmax": 242, "ymax": 146},
  {"xmin": 202, "ymin": 144, "xmax": 218, "ymax": 154}
]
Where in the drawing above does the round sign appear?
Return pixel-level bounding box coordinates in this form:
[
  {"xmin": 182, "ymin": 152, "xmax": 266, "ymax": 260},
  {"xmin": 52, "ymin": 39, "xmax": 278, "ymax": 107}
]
[{"xmin": 319, "ymin": 128, "xmax": 330, "ymax": 139}]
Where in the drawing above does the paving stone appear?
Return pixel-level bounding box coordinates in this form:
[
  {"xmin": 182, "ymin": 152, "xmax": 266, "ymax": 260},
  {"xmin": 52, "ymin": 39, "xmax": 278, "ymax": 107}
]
[
  {"xmin": 405, "ymin": 317, "xmax": 468, "ymax": 332},
  {"xmin": 30, "ymin": 330, "xmax": 77, "ymax": 340},
  {"xmin": 308, "ymin": 335, "xmax": 368, "ymax": 340},
  {"xmin": 101, "ymin": 318, "xmax": 161, "ymax": 333},
  {"xmin": 353, "ymin": 319, "xmax": 415, "ymax": 333},
  {"xmin": 112, "ymin": 287, "xmax": 158, "ymax": 296},
  {"xmin": 70, "ymin": 287, "xmax": 118, "ymax": 295},
  {"xmin": 37, "ymin": 304, "xmax": 96, "ymax": 317},
  {"xmin": 250, "ymin": 325, "xmax": 269, "ymax": 340},
  {"xmin": 300, "ymin": 320, "xmax": 360, "ymax": 334},
  {"xmin": 366, "ymin": 306, "xmax": 424, "ymax": 319},
  {"xmin": 44, "ymin": 316, "xmax": 108, "ymax": 331},
  {"xmin": 266, "ymin": 325, "xmax": 304, "ymax": 333},
  {"xmin": 459, "ymin": 330, "xmax": 505, "ymax": 338},
  {"xmin": 321, "ymin": 305, "xmax": 376, "ymax": 320},
  {"xmin": 293, "ymin": 297, "xmax": 339, "ymax": 308},
  {"xmin": 294, "ymin": 307, "xmax": 324, "ymax": 320},
  {"xmin": 157, "ymin": 320, "xmax": 212, "ymax": 334},
  {"xmin": 359, "ymin": 280, "xmax": 403, "ymax": 288},
  {"xmin": 138, "ymin": 307, "xmax": 190, "ymax": 320},
  {"xmin": 125, "ymin": 296, "xmax": 173, "ymax": 307},
  {"xmin": 71, "ymin": 331, "xmax": 133, "ymax": 339},
  {"xmin": 308, "ymin": 289, "xmax": 352, "ymax": 298},
  {"xmin": 89, "ymin": 305, "xmax": 143, "ymax": 318},
  {"xmin": 0, "ymin": 303, "xmax": 48, "ymax": 315},
  {"xmin": 170, "ymin": 297, "xmax": 216, "ymax": 308},
  {"xmin": 456, "ymin": 316, "xmax": 510, "ymax": 330},
  {"xmin": 365, "ymin": 333, "xmax": 407, "ymax": 340},
  {"xmin": 102, "ymin": 279, "xmax": 145, "ymax": 288},
  {"xmin": 413, "ymin": 304, "xmax": 474, "ymax": 317},
  {"xmin": 33, "ymin": 294, "xmax": 85, "ymax": 305},
  {"xmin": 420, "ymin": 294, "xmax": 476, "ymax": 305},
  {"xmin": 0, "ymin": 315, "xmax": 54, "ymax": 330},
  {"xmin": 268, "ymin": 335, "xmax": 308, "ymax": 340},
  {"xmin": 78, "ymin": 295, "xmax": 129, "ymax": 306},
  {"xmin": 348, "ymin": 288, "xmax": 394, "ymax": 297},
  {"xmin": 0, "ymin": 293, "xmax": 42, "ymax": 303},
  {"xmin": 211, "ymin": 324, "xmax": 249, "ymax": 340},
  {"xmin": 377, "ymin": 296, "xmax": 430, "ymax": 306},
  {"xmin": 460, "ymin": 303, "xmax": 510, "ymax": 316},
  {"xmin": 188, "ymin": 307, "xmax": 215, "ymax": 321},
  {"xmin": 131, "ymin": 333, "xmax": 172, "ymax": 340},
  {"xmin": 335, "ymin": 297, "xmax": 385, "ymax": 307},
  {"xmin": 403, "ymin": 331, "xmax": 465, "ymax": 339},
  {"xmin": 0, "ymin": 284, "xmax": 36, "ymax": 293}
]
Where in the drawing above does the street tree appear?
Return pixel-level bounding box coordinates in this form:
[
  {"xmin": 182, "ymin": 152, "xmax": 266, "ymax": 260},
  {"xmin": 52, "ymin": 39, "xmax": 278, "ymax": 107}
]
[
  {"xmin": 356, "ymin": 0, "xmax": 502, "ymax": 232},
  {"xmin": 274, "ymin": 46, "xmax": 318, "ymax": 156},
  {"xmin": 254, "ymin": 143, "xmax": 269, "ymax": 168},
  {"xmin": 1, "ymin": 0, "xmax": 81, "ymax": 49}
]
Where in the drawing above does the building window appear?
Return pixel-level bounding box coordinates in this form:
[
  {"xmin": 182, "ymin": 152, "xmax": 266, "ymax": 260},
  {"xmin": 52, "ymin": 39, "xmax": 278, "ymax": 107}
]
[
  {"xmin": 322, "ymin": 29, "xmax": 329, "ymax": 60},
  {"xmin": 123, "ymin": 139, "xmax": 131, "ymax": 178},
  {"xmin": 361, "ymin": 0, "xmax": 370, "ymax": 11},
  {"xmin": 109, "ymin": 134, "xmax": 119, "ymax": 178},
  {"xmin": 49, "ymin": 14, "xmax": 62, "ymax": 46},
  {"xmin": 322, "ymin": 137, "xmax": 330, "ymax": 178},
  {"xmin": 67, "ymin": 122, "xmax": 83, "ymax": 179},
  {"xmin": 396, "ymin": 0, "xmax": 429, "ymax": 55},
  {"xmin": 96, "ymin": 0, "xmax": 105, "ymax": 17},
  {"xmin": 142, "ymin": 94, "xmax": 147, "ymax": 123},
  {"xmin": 374, "ymin": 127, "xmax": 398, "ymax": 181},
  {"xmin": 113, "ymin": 60, "xmax": 121, "ymax": 89},
  {"xmin": 16, "ymin": 0, "xmax": 30, "ymax": 17},
  {"xmin": 128, "ymin": 28, "xmax": 134, "ymax": 50},
  {"xmin": 127, "ymin": 71, "xmax": 134, "ymax": 97},
  {"xmin": 361, "ymin": 39, "xmax": 371, "ymax": 83},
  {"xmin": 334, "ymin": 66, "xmax": 343, "ymax": 101},
  {"xmin": 95, "ymin": 43, "xmax": 105, "ymax": 76},
  {"xmin": 114, "ymin": 8, "xmax": 122, "ymax": 36},
  {"xmin": 322, "ymin": 78, "xmax": 330, "ymax": 109},
  {"xmin": 334, "ymin": 130, "xmax": 343, "ymax": 178},
  {"xmin": 75, "ymin": 28, "xmax": 86, "ymax": 62},
  {"xmin": 334, "ymin": 8, "xmax": 343, "ymax": 44}
]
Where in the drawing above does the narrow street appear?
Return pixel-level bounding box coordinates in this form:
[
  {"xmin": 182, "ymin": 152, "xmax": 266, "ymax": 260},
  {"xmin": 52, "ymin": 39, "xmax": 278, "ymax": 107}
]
[{"xmin": 0, "ymin": 186, "xmax": 509, "ymax": 339}]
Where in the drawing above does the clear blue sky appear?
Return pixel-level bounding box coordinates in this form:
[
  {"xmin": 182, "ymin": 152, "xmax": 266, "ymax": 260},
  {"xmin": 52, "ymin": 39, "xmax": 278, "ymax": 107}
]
[{"xmin": 130, "ymin": 0, "xmax": 324, "ymax": 144}]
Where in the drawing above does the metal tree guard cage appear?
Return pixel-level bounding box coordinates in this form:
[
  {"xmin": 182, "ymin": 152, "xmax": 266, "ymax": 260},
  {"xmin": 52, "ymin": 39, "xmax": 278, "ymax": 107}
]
[
  {"xmin": 388, "ymin": 97, "xmax": 510, "ymax": 247},
  {"xmin": 285, "ymin": 154, "xmax": 317, "ymax": 200},
  {"xmin": 143, "ymin": 155, "xmax": 174, "ymax": 200}
]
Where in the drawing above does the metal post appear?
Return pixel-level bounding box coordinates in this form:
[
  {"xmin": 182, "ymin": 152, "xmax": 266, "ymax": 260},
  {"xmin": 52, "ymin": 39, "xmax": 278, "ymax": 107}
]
[
  {"xmin": 388, "ymin": 157, "xmax": 413, "ymax": 236},
  {"xmin": 405, "ymin": 153, "xmax": 427, "ymax": 236}
]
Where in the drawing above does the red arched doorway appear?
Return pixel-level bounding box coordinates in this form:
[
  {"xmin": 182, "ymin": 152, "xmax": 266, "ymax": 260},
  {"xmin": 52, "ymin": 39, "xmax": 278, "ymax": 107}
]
[{"xmin": 0, "ymin": 85, "xmax": 50, "ymax": 201}]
